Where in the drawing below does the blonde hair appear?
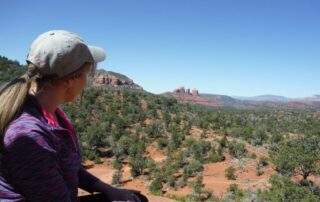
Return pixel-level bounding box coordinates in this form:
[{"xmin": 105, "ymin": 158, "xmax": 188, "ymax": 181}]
[
  {"xmin": 0, "ymin": 62, "xmax": 94, "ymax": 147},
  {"xmin": 0, "ymin": 64, "xmax": 38, "ymax": 137}
]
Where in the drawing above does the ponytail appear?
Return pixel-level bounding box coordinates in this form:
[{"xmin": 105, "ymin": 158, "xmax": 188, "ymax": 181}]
[
  {"xmin": 0, "ymin": 62, "xmax": 92, "ymax": 147},
  {"xmin": 0, "ymin": 64, "xmax": 38, "ymax": 142}
]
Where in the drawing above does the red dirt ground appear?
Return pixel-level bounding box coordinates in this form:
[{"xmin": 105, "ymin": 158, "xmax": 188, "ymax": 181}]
[
  {"xmin": 79, "ymin": 129, "xmax": 276, "ymax": 201},
  {"xmin": 79, "ymin": 159, "xmax": 176, "ymax": 202}
]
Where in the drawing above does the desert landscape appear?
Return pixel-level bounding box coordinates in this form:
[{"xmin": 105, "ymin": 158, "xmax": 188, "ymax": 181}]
[
  {"xmin": 79, "ymin": 128, "xmax": 276, "ymax": 201},
  {"xmin": 1, "ymin": 56, "xmax": 320, "ymax": 201}
]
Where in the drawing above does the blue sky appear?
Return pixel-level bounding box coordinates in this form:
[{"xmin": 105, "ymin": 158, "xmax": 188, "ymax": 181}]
[{"xmin": 1, "ymin": 0, "xmax": 319, "ymax": 98}]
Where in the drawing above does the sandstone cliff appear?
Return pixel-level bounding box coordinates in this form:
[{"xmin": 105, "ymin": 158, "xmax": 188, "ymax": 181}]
[{"xmin": 91, "ymin": 69, "xmax": 143, "ymax": 90}]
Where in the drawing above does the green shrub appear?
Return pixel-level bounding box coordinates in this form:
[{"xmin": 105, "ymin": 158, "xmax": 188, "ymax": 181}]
[
  {"xmin": 250, "ymin": 153, "xmax": 257, "ymax": 159},
  {"xmin": 167, "ymin": 175, "xmax": 176, "ymax": 188},
  {"xmin": 129, "ymin": 155, "xmax": 147, "ymax": 177},
  {"xmin": 228, "ymin": 141, "xmax": 246, "ymax": 159},
  {"xmin": 225, "ymin": 166, "xmax": 237, "ymax": 180},
  {"xmin": 149, "ymin": 177, "xmax": 163, "ymax": 195},
  {"xmin": 227, "ymin": 184, "xmax": 245, "ymax": 201},
  {"xmin": 219, "ymin": 135, "xmax": 228, "ymax": 148},
  {"xmin": 256, "ymin": 166, "xmax": 264, "ymax": 176},
  {"xmin": 258, "ymin": 175, "xmax": 320, "ymax": 201},
  {"xmin": 157, "ymin": 138, "xmax": 168, "ymax": 149},
  {"xmin": 193, "ymin": 175, "xmax": 203, "ymax": 195},
  {"xmin": 183, "ymin": 159, "xmax": 203, "ymax": 178},
  {"xmin": 112, "ymin": 158, "xmax": 123, "ymax": 170},
  {"xmin": 112, "ymin": 170, "xmax": 122, "ymax": 186},
  {"xmin": 259, "ymin": 156, "xmax": 269, "ymax": 167},
  {"xmin": 208, "ymin": 152, "xmax": 224, "ymax": 163}
]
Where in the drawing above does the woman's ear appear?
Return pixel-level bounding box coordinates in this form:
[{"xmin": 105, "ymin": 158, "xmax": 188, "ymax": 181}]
[{"xmin": 61, "ymin": 78, "xmax": 73, "ymax": 91}]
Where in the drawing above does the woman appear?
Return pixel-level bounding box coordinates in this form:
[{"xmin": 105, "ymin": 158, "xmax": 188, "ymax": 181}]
[{"xmin": 0, "ymin": 30, "xmax": 144, "ymax": 202}]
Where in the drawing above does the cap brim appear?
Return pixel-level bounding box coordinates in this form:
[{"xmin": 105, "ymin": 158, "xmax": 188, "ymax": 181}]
[{"xmin": 88, "ymin": 45, "xmax": 106, "ymax": 63}]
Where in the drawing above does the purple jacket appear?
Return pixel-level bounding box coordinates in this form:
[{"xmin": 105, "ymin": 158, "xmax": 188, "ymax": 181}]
[{"xmin": 0, "ymin": 95, "xmax": 99, "ymax": 201}]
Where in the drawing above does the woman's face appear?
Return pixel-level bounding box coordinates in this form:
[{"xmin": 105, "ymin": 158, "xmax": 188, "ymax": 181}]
[{"xmin": 63, "ymin": 67, "xmax": 91, "ymax": 102}]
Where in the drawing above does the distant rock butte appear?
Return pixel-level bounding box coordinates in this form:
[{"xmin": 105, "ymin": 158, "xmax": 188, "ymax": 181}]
[
  {"xmin": 173, "ymin": 87, "xmax": 199, "ymax": 96},
  {"xmin": 171, "ymin": 87, "xmax": 220, "ymax": 107},
  {"xmin": 92, "ymin": 69, "xmax": 142, "ymax": 90}
]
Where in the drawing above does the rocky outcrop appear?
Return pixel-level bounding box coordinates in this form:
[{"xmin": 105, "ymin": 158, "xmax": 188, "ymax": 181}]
[
  {"xmin": 174, "ymin": 87, "xmax": 199, "ymax": 96},
  {"xmin": 94, "ymin": 74, "xmax": 132, "ymax": 86},
  {"xmin": 170, "ymin": 87, "xmax": 220, "ymax": 107},
  {"xmin": 92, "ymin": 69, "xmax": 143, "ymax": 90},
  {"xmin": 192, "ymin": 88, "xmax": 199, "ymax": 96},
  {"xmin": 174, "ymin": 87, "xmax": 186, "ymax": 94}
]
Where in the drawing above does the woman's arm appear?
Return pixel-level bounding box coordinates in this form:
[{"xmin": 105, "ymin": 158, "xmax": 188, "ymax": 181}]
[
  {"xmin": 79, "ymin": 168, "xmax": 141, "ymax": 202},
  {"xmin": 78, "ymin": 167, "xmax": 100, "ymax": 193}
]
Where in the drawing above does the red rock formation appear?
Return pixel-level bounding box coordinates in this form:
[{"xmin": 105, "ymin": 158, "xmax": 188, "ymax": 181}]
[
  {"xmin": 186, "ymin": 88, "xmax": 191, "ymax": 95},
  {"xmin": 174, "ymin": 87, "xmax": 199, "ymax": 96},
  {"xmin": 93, "ymin": 73, "xmax": 130, "ymax": 87},
  {"xmin": 174, "ymin": 87, "xmax": 186, "ymax": 94},
  {"xmin": 171, "ymin": 87, "xmax": 220, "ymax": 107},
  {"xmin": 95, "ymin": 75, "xmax": 106, "ymax": 84},
  {"xmin": 91, "ymin": 70, "xmax": 142, "ymax": 90},
  {"xmin": 192, "ymin": 88, "xmax": 199, "ymax": 96}
]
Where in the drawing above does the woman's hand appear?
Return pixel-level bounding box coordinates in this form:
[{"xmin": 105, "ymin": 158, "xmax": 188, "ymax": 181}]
[
  {"xmin": 105, "ymin": 187, "xmax": 141, "ymax": 202},
  {"xmin": 92, "ymin": 180, "xmax": 141, "ymax": 202}
]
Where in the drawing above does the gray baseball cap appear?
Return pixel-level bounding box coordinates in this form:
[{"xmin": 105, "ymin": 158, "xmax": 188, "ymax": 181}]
[{"xmin": 26, "ymin": 30, "xmax": 106, "ymax": 78}]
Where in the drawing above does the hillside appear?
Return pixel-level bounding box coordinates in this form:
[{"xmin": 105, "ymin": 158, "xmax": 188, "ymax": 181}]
[
  {"xmin": 233, "ymin": 95, "xmax": 292, "ymax": 102},
  {"xmin": 0, "ymin": 56, "xmax": 26, "ymax": 84},
  {"xmin": 64, "ymin": 88, "xmax": 320, "ymax": 201},
  {"xmin": 164, "ymin": 87, "xmax": 320, "ymax": 110},
  {"xmin": 2, "ymin": 55, "xmax": 320, "ymax": 201}
]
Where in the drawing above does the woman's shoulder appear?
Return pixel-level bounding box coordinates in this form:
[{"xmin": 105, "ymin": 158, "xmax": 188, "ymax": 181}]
[
  {"xmin": 4, "ymin": 111, "xmax": 54, "ymax": 149},
  {"xmin": 5, "ymin": 95, "xmax": 50, "ymax": 134}
]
